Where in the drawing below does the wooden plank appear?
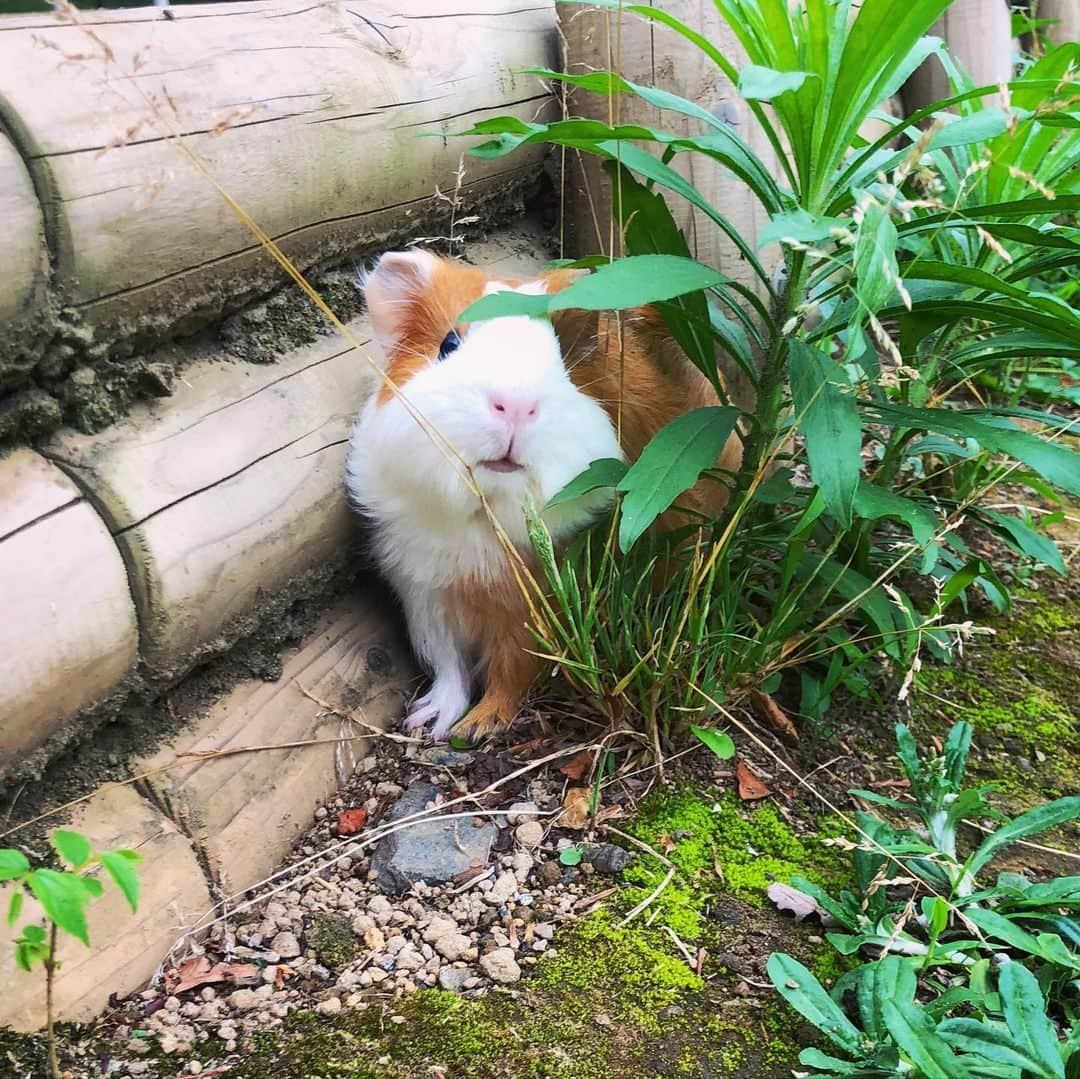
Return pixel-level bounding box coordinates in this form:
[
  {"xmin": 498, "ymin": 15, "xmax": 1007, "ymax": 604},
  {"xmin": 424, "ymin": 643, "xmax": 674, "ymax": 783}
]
[
  {"xmin": 0, "ymin": 785, "xmax": 212, "ymax": 1033},
  {"xmin": 556, "ymin": 1, "xmax": 782, "ymax": 410},
  {"xmin": 0, "ymin": 130, "xmax": 48, "ymax": 385},
  {"xmin": 903, "ymin": 0, "xmax": 1014, "ymax": 112},
  {"xmin": 135, "ymin": 595, "xmax": 414, "ymax": 895},
  {"xmin": 0, "ymin": 450, "xmax": 137, "ymax": 776},
  {"xmin": 0, "ymin": 0, "xmax": 557, "ymax": 344},
  {"xmin": 43, "ymin": 224, "xmax": 548, "ymax": 681}
]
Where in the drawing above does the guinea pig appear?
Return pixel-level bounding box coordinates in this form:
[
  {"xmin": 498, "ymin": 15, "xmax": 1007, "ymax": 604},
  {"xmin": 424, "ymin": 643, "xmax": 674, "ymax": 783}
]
[{"xmin": 346, "ymin": 249, "xmax": 741, "ymax": 743}]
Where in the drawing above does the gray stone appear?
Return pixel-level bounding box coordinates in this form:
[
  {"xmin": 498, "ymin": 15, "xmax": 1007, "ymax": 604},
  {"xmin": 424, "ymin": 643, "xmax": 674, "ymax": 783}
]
[
  {"xmin": 269, "ymin": 931, "xmax": 301, "ymax": 959},
  {"xmin": 416, "ymin": 746, "xmax": 474, "ymax": 768},
  {"xmin": 369, "ymin": 782, "xmax": 496, "ymax": 894},
  {"xmin": 583, "ymin": 844, "xmax": 634, "ymax": 875},
  {"xmin": 438, "ymin": 967, "xmax": 473, "ymax": 992},
  {"xmin": 479, "ymin": 948, "xmax": 521, "ymax": 984}
]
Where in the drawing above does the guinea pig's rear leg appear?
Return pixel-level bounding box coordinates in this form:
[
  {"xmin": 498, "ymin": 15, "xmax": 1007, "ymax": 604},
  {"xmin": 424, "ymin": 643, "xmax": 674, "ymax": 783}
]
[{"xmin": 399, "ymin": 590, "xmax": 471, "ymax": 739}]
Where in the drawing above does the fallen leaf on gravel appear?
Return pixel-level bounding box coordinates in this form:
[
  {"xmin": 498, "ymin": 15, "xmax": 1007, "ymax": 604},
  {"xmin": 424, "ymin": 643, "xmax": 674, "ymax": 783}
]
[
  {"xmin": 560, "ymin": 750, "xmax": 593, "ymax": 781},
  {"xmin": 274, "ymin": 965, "xmax": 293, "ymax": 989},
  {"xmin": 452, "ymin": 863, "xmax": 490, "ymax": 887},
  {"xmin": 736, "ymin": 760, "xmax": 770, "ymax": 801},
  {"xmin": 767, "ymin": 882, "xmax": 828, "ymax": 923},
  {"xmin": 334, "ymin": 807, "xmax": 368, "ymax": 835},
  {"xmin": 749, "ymin": 689, "xmax": 798, "ymax": 743},
  {"xmin": 165, "ymin": 956, "xmax": 261, "ymax": 995},
  {"xmin": 559, "ymin": 787, "xmax": 592, "ymax": 829}
]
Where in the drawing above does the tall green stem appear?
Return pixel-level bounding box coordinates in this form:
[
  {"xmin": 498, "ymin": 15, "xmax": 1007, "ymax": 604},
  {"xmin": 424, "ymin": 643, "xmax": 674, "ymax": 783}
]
[{"xmin": 46, "ymin": 923, "xmax": 60, "ymax": 1079}]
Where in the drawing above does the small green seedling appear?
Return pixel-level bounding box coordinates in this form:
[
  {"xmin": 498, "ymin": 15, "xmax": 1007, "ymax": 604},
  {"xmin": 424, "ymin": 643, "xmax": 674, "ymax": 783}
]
[{"xmin": 1, "ymin": 830, "xmax": 143, "ymax": 1079}]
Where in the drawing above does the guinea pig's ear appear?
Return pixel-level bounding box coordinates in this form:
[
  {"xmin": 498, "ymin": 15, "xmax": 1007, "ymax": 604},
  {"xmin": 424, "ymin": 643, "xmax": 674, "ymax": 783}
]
[
  {"xmin": 538, "ymin": 266, "xmax": 591, "ymax": 296},
  {"xmin": 361, "ymin": 249, "xmax": 440, "ymax": 358}
]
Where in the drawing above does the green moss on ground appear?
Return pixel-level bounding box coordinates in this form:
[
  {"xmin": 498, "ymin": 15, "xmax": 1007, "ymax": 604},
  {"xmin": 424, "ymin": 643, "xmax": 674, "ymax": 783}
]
[
  {"xmin": 619, "ymin": 790, "xmax": 850, "ymax": 939},
  {"xmin": 913, "ymin": 585, "xmax": 1079, "ymax": 807},
  {"xmin": 232, "ymin": 909, "xmax": 808, "ymax": 1078},
  {"xmin": 306, "ymin": 914, "xmax": 362, "ymax": 971}
]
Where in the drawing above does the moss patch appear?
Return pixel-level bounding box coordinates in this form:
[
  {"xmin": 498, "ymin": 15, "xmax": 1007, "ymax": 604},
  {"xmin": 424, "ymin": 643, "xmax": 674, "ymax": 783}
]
[
  {"xmin": 306, "ymin": 914, "xmax": 362, "ymax": 971},
  {"xmin": 231, "ymin": 911, "xmax": 808, "ymax": 1078},
  {"xmin": 619, "ymin": 789, "xmax": 850, "ymax": 939}
]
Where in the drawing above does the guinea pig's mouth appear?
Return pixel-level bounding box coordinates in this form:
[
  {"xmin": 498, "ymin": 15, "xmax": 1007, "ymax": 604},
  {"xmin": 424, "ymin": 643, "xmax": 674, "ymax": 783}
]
[{"xmin": 479, "ymin": 456, "xmax": 524, "ymax": 474}]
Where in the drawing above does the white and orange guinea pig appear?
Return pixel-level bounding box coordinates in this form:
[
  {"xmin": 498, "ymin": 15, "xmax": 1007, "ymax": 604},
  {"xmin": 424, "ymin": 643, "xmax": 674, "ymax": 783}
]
[{"xmin": 346, "ymin": 249, "xmax": 741, "ymax": 743}]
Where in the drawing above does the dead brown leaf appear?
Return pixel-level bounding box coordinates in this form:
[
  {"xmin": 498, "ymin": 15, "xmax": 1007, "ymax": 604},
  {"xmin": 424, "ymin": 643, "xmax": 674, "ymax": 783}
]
[
  {"xmin": 559, "ymin": 787, "xmax": 592, "ymax": 830},
  {"xmin": 749, "ymin": 689, "xmax": 799, "ymax": 743},
  {"xmin": 735, "ymin": 760, "xmax": 771, "ymax": 801},
  {"xmin": 560, "ymin": 750, "xmax": 594, "ymax": 781},
  {"xmin": 166, "ymin": 956, "xmax": 261, "ymax": 995}
]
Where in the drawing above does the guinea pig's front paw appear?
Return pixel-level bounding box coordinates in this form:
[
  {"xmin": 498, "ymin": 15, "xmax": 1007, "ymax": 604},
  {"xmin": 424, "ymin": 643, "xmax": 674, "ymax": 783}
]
[{"xmin": 403, "ymin": 677, "xmax": 470, "ymax": 742}]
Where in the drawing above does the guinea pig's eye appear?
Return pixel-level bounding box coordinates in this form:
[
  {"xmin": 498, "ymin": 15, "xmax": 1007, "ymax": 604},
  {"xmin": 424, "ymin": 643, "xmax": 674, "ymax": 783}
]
[{"xmin": 437, "ymin": 329, "xmax": 461, "ymax": 361}]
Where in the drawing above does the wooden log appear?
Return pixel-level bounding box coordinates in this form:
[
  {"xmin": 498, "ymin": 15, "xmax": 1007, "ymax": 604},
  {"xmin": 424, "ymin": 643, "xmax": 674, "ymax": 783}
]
[
  {"xmin": 0, "ymin": 130, "xmax": 49, "ymax": 389},
  {"xmin": 902, "ymin": 0, "xmax": 1014, "ymax": 112},
  {"xmin": 134, "ymin": 594, "xmax": 413, "ymax": 895},
  {"xmin": 0, "ymin": 785, "xmax": 212, "ymax": 1032},
  {"xmin": 1039, "ymin": 0, "xmax": 1080, "ymax": 47},
  {"xmin": 0, "ymin": 0, "xmax": 557, "ymax": 349},
  {"xmin": 556, "ymin": 2, "xmax": 784, "ymax": 410},
  {"xmin": 0, "ymin": 449, "xmax": 137, "ymax": 779},
  {"xmin": 43, "ymin": 225, "xmax": 549, "ymax": 683}
]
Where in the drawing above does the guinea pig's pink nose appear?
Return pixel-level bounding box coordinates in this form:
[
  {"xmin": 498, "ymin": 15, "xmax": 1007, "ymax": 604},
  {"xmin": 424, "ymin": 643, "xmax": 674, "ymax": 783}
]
[{"xmin": 489, "ymin": 391, "xmax": 539, "ymax": 427}]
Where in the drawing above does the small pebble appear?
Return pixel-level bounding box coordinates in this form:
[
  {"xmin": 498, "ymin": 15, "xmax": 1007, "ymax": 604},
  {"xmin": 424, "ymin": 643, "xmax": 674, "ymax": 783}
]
[{"xmin": 315, "ymin": 997, "xmax": 342, "ymax": 1016}]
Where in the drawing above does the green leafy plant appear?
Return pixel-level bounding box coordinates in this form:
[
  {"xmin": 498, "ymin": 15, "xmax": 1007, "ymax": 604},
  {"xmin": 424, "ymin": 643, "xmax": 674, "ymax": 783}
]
[
  {"xmin": 1, "ymin": 830, "xmax": 143, "ymax": 1079},
  {"xmin": 766, "ymin": 721, "xmax": 1079, "ymax": 1077},
  {"xmin": 452, "ymin": 0, "xmax": 1078, "ymax": 744}
]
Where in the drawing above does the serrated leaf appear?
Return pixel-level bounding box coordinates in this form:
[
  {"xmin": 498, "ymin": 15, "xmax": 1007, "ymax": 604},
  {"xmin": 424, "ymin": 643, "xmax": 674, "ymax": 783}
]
[
  {"xmin": 789, "ymin": 342, "xmax": 861, "ymax": 528},
  {"xmin": 52, "ymin": 829, "xmax": 92, "ymax": 869},
  {"xmin": 26, "ymin": 869, "xmax": 92, "ymax": 947},
  {"xmin": 545, "ymin": 458, "xmax": 628, "ymax": 511},
  {"xmin": 0, "ymin": 849, "xmax": 30, "ymax": 881},
  {"xmin": 100, "ymin": 851, "xmax": 141, "ymax": 913},
  {"xmin": 616, "ymin": 406, "xmax": 739, "ymax": 551},
  {"xmin": 690, "ymin": 726, "xmax": 735, "ymax": 761}
]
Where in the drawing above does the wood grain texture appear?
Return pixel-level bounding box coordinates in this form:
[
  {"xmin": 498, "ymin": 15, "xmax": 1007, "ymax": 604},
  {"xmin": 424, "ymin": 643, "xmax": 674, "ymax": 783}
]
[
  {"xmin": 42, "ymin": 224, "xmax": 549, "ymax": 682},
  {"xmin": 555, "ymin": 1, "xmax": 783, "ymax": 410},
  {"xmin": 0, "ymin": 785, "xmax": 211, "ymax": 1033},
  {"xmin": 0, "ymin": 450, "xmax": 137, "ymax": 771},
  {"xmin": 135, "ymin": 595, "xmax": 413, "ymax": 895},
  {"xmin": 0, "ymin": 129, "xmax": 48, "ymax": 376},
  {"xmin": 903, "ymin": 0, "xmax": 1014, "ymax": 112},
  {"xmin": 1039, "ymin": 0, "xmax": 1079, "ymax": 47},
  {"xmin": 0, "ymin": 0, "xmax": 557, "ymax": 344}
]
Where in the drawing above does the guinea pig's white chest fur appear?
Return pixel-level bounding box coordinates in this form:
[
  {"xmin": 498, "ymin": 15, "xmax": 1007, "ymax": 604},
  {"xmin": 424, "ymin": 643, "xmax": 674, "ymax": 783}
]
[{"xmin": 345, "ymin": 258, "xmax": 622, "ymax": 740}]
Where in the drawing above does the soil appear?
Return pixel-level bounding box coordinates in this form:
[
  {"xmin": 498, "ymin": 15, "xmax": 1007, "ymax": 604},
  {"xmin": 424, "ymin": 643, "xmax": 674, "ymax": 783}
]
[{"xmin": 2, "ymin": 558, "xmax": 1076, "ymax": 1079}]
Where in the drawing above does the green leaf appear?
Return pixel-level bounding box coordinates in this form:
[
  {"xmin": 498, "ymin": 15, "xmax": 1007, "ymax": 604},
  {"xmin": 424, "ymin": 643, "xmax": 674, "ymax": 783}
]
[
  {"xmin": 789, "ymin": 342, "xmax": 861, "ymax": 528},
  {"xmin": 999, "ymin": 961, "xmax": 1066, "ymax": 1078},
  {"xmin": 967, "ymin": 797, "xmax": 1080, "ymax": 881},
  {"xmin": 862, "ymin": 402, "xmax": 1080, "ymax": 497},
  {"xmin": 927, "ymin": 108, "xmax": 1011, "ymax": 150},
  {"xmin": 616, "ymin": 406, "xmax": 740, "ymax": 552},
  {"xmin": 52, "ymin": 829, "xmax": 92, "ymax": 870},
  {"xmin": 545, "ymin": 459, "xmax": 628, "ymax": 511},
  {"xmin": 766, "ymin": 954, "xmax": 864, "ymax": 1055},
  {"xmin": 26, "ymin": 869, "xmax": 92, "ymax": 947},
  {"xmin": 0, "ymin": 849, "xmax": 30, "ymax": 881},
  {"xmin": 559, "ymin": 846, "xmax": 583, "ymax": 867},
  {"xmin": 977, "ymin": 510, "xmax": 1065, "ymax": 575},
  {"xmin": 459, "ymin": 255, "xmax": 728, "ymax": 323},
  {"xmin": 853, "ymin": 482, "xmax": 937, "ymax": 547},
  {"xmin": 738, "ymin": 64, "xmax": 814, "ymax": 101},
  {"xmin": 690, "ymin": 726, "xmax": 735, "ymax": 761},
  {"xmin": 881, "ymin": 998, "xmax": 970, "ymax": 1078},
  {"xmin": 854, "ymin": 200, "xmax": 900, "ymax": 316},
  {"xmin": 100, "ymin": 851, "xmax": 141, "ymax": 914},
  {"xmin": 7, "ymin": 888, "xmax": 23, "ymax": 927},
  {"xmin": 964, "ymin": 908, "xmax": 1078, "ymax": 970},
  {"xmin": 758, "ymin": 210, "xmax": 847, "ymax": 249},
  {"xmin": 939, "ymin": 1018, "xmax": 1060, "ymax": 1078},
  {"xmin": 21, "ymin": 923, "xmax": 46, "ymax": 944}
]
